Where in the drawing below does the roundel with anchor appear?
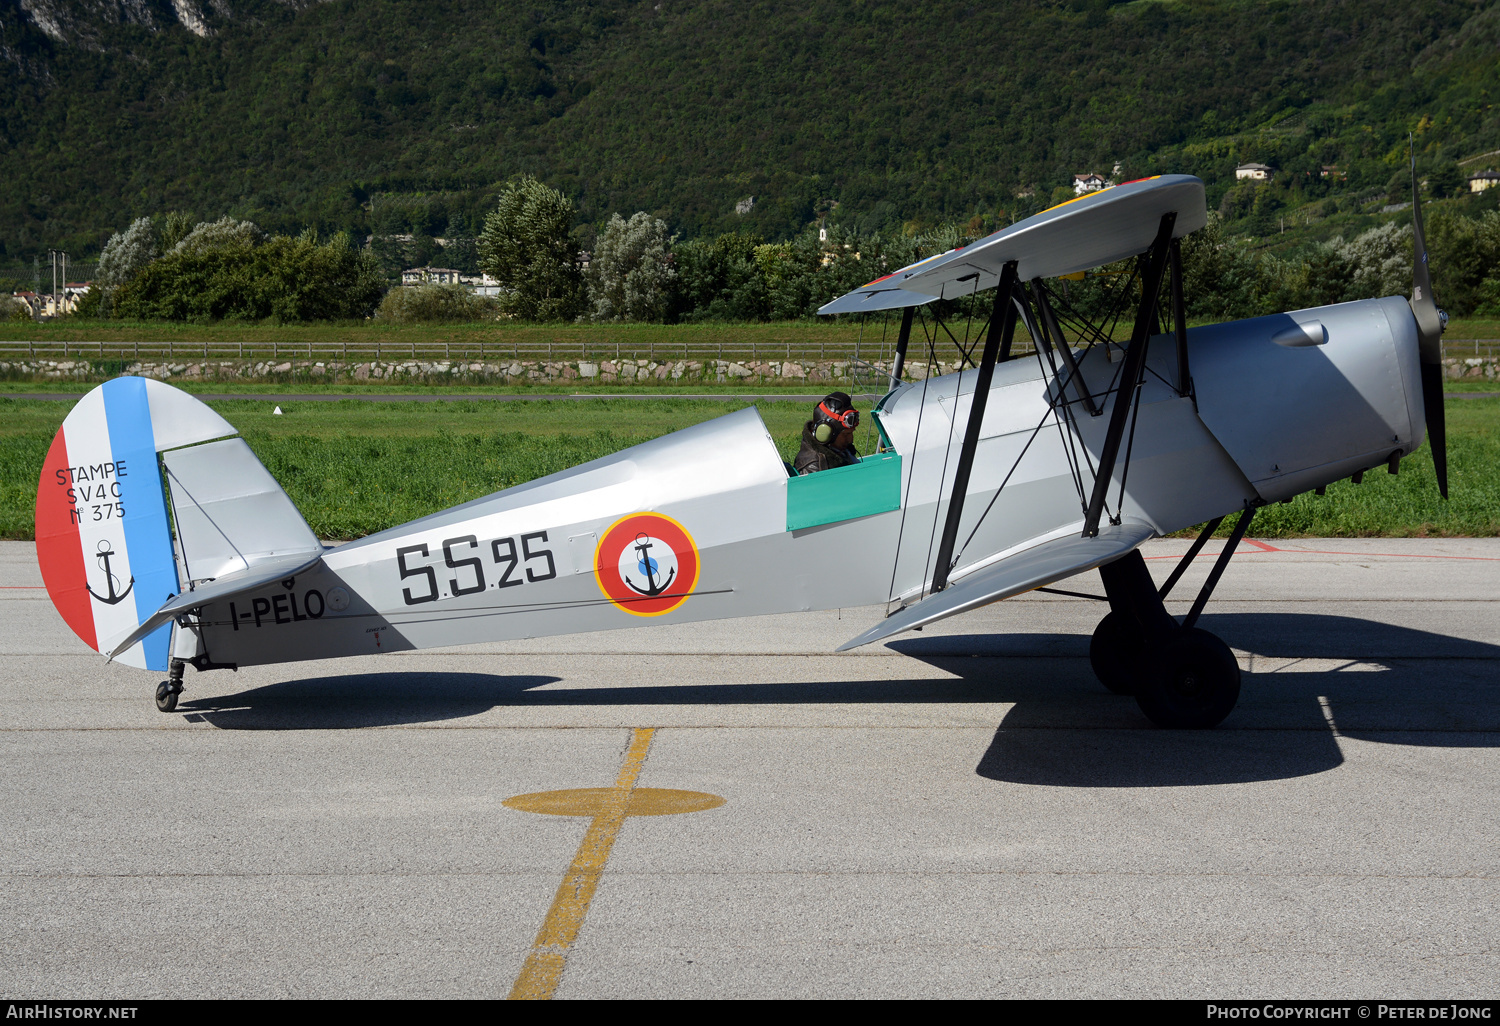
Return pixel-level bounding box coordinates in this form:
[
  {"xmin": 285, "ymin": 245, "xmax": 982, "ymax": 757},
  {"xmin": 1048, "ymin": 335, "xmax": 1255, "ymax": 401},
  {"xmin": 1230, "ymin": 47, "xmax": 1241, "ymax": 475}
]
[{"xmin": 594, "ymin": 513, "xmax": 700, "ymax": 616}]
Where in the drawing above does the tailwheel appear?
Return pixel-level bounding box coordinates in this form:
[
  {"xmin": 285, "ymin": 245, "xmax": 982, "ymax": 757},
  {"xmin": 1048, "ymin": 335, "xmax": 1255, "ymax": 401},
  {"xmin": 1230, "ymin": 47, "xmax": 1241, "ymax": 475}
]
[
  {"xmin": 1089, "ymin": 611, "xmax": 1144, "ymax": 695},
  {"xmin": 1135, "ymin": 627, "xmax": 1240, "ymax": 729},
  {"xmin": 155, "ymin": 659, "xmax": 186, "ymax": 713},
  {"xmin": 154, "ymin": 681, "xmax": 179, "ymax": 713}
]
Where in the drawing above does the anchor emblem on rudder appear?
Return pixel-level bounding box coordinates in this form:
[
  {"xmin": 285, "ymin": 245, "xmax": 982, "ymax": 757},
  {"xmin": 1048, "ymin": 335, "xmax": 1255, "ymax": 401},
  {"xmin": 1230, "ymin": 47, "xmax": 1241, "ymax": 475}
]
[{"xmin": 85, "ymin": 539, "xmax": 134, "ymax": 605}]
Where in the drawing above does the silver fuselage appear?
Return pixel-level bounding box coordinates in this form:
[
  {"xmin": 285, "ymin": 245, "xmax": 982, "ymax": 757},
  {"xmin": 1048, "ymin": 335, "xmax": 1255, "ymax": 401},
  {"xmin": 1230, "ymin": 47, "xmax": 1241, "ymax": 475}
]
[{"xmin": 190, "ymin": 296, "xmax": 1425, "ymax": 667}]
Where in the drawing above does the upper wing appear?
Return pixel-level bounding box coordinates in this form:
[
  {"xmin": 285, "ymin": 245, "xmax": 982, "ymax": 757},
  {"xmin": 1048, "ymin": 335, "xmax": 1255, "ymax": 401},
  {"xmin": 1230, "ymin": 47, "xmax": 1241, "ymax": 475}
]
[
  {"xmin": 836, "ymin": 519, "xmax": 1156, "ymax": 651},
  {"xmin": 818, "ymin": 175, "xmax": 1206, "ymax": 315}
]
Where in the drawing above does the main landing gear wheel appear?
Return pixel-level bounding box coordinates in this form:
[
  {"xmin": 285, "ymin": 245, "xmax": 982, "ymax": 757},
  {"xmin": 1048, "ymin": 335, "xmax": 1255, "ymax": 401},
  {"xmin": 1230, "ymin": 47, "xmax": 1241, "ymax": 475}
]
[
  {"xmin": 1089, "ymin": 611, "xmax": 1145, "ymax": 695},
  {"xmin": 154, "ymin": 681, "xmax": 180, "ymax": 712},
  {"xmin": 1134, "ymin": 627, "xmax": 1241, "ymax": 729}
]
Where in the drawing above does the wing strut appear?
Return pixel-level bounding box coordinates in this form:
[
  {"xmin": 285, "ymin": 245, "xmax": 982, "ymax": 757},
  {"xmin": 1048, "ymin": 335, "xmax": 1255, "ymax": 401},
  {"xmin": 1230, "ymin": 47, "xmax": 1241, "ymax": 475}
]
[
  {"xmin": 1169, "ymin": 237, "xmax": 1192, "ymax": 397},
  {"xmin": 1081, "ymin": 212, "xmax": 1176, "ymax": 538},
  {"xmin": 1030, "ymin": 281, "xmax": 1099, "ymax": 417},
  {"xmin": 1182, "ymin": 507, "xmax": 1255, "ymax": 629},
  {"xmin": 889, "ymin": 306, "xmax": 915, "ymax": 385},
  {"xmin": 930, "ymin": 260, "xmax": 1018, "ymax": 593}
]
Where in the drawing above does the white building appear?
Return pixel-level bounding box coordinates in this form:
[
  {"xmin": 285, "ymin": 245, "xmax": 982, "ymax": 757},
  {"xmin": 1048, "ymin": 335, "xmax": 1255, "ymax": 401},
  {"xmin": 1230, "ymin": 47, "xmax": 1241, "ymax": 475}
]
[
  {"xmin": 1468, "ymin": 171, "xmax": 1500, "ymax": 194},
  {"xmin": 1235, "ymin": 163, "xmax": 1274, "ymax": 181},
  {"xmin": 460, "ymin": 273, "xmax": 502, "ymax": 297},
  {"xmin": 401, "ymin": 267, "xmax": 464, "ymax": 286},
  {"xmin": 1072, "ymin": 173, "xmax": 1108, "ymax": 195}
]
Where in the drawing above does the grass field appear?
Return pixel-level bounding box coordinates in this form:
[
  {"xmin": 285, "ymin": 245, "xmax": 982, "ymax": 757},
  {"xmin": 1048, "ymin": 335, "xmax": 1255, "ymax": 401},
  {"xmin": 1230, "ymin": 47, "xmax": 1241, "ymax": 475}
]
[
  {"xmin": 1, "ymin": 394, "xmax": 1495, "ymax": 541},
  {"xmin": 0, "ymin": 380, "xmax": 833, "ymax": 396}
]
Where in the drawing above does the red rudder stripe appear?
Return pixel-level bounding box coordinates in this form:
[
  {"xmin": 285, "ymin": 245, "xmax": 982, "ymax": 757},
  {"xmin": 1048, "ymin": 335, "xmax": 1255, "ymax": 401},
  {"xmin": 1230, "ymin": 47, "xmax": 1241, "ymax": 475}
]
[{"xmin": 35, "ymin": 429, "xmax": 96, "ymax": 651}]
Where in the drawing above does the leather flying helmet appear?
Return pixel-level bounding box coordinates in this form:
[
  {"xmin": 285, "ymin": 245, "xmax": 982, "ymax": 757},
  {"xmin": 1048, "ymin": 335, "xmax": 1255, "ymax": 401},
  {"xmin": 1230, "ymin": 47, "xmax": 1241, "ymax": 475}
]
[{"xmin": 813, "ymin": 391, "xmax": 859, "ymax": 443}]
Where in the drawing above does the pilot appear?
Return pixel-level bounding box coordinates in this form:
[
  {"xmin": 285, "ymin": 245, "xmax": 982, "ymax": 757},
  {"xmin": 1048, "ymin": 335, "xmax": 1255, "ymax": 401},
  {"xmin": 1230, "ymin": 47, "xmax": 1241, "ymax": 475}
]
[{"xmin": 794, "ymin": 391, "xmax": 861, "ymax": 475}]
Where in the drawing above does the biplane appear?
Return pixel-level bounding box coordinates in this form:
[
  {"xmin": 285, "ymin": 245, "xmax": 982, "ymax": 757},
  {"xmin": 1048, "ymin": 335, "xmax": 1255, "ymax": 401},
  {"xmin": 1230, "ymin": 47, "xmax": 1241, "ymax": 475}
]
[{"xmin": 35, "ymin": 169, "xmax": 1448, "ymax": 728}]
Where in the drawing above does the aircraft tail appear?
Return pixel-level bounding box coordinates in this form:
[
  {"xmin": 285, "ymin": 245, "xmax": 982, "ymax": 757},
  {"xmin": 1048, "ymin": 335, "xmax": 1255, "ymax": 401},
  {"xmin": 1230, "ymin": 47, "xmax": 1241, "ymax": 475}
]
[{"xmin": 35, "ymin": 377, "xmax": 321, "ymax": 670}]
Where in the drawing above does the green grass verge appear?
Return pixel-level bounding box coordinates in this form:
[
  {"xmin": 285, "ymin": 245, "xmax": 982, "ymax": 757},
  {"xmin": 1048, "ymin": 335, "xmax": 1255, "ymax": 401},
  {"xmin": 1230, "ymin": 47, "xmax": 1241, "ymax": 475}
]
[
  {"xmin": 0, "ymin": 380, "xmax": 833, "ymax": 396},
  {"xmin": 2, "ymin": 396, "xmax": 1495, "ymax": 541},
  {"xmin": 0, "ymin": 397, "xmax": 818, "ymax": 540}
]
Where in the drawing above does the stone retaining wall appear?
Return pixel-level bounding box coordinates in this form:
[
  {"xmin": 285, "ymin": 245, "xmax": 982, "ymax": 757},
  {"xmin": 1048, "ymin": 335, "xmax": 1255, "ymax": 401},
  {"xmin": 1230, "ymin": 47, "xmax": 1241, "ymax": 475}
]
[
  {"xmin": 0, "ymin": 356, "xmax": 948, "ymax": 386},
  {"xmin": 2, "ymin": 354, "xmax": 1496, "ymax": 385},
  {"xmin": 1448, "ymin": 356, "xmax": 1500, "ymax": 381}
]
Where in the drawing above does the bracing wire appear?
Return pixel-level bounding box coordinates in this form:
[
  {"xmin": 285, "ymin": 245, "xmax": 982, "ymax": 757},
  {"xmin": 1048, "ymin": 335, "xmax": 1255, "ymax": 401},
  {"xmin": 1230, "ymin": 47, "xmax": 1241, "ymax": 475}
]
[
  {"xmin": 1026, "ymin": 288, "xmax": 1090, "ymax": 513},
  {"xmin": 885, "ymin": 307, "xmax": 941, "ymax": 609},
  {"xmin": 918, "ymin": 306, "xmax": 962, "ymax": 600},
  {"xmin": 921, "ymin": 275, "xmax": 983, "ymax": 584},
  {"xmin": 955, "ymin": 401, "xmax": 1062, "ymax": 562}
]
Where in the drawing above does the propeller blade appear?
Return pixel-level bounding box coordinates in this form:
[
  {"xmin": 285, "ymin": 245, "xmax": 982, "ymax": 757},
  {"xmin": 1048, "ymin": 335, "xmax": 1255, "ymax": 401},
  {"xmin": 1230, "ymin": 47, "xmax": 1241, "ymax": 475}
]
[
  {"xmin": 1410, "ymin": 142, "xmax": 1449, "ymax": 498},
  {"xmin": 1420, "ymin": 360, "xmax": 1449, "ymax": 499}
]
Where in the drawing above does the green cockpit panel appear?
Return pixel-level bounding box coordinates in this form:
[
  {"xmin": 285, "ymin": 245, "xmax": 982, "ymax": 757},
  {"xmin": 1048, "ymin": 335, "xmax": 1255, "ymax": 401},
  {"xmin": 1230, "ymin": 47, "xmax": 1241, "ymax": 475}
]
[{"xmin": 785, "ymin": 452, "xmax": 902, "ymax": 532}]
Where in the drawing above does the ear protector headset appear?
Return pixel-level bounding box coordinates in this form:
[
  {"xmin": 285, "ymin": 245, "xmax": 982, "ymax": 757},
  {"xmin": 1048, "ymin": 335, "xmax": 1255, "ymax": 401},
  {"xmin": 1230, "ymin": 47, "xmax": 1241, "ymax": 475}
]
[{"xmin": 813, "ymin": 400, "xmax": 859, "ymax": 443}]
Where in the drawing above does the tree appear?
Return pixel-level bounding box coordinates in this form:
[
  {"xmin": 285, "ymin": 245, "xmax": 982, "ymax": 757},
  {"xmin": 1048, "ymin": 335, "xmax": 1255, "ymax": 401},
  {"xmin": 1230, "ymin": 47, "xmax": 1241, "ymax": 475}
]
[
  {"xmin": 585, "ymin": 212, "xmax": 677, "ymax": 322},
  {"xmin": 672, "ymin": 232, "xmax": 767, "ymax": 321},
  {"xmin": 171, "ymin": 215, "xmax": 266, "ymax": 254},
  {"xmin": 115, "ymin": 230, "xmax": 385, "ymax": 322},
  {"xmin": 94, "ymin": 217, "xmax": 159, "ymax": 313},
  {"xmin": 157, "ymin": 211, "xmax": 195, "ymax": 251},
  {"xmin": 478, "ymin": 175, "xmax": 583, "ymax": 321}
]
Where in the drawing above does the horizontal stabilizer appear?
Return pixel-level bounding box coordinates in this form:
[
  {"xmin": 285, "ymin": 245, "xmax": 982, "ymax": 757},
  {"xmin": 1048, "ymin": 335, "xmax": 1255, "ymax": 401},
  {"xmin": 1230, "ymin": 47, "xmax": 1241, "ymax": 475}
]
[
  {"xmin": 836, "ymin": 520, "xmax": 1156, "ymax": 651},
  {"xmin": 103, "ymin": 550, "xmax": 325, "ymax": 660}
]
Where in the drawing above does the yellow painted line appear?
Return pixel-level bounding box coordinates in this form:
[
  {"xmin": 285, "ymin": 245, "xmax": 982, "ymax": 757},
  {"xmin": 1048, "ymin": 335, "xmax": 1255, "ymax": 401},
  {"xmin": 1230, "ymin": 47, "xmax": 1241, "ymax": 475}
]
[{"xmin": 505, "ymin": 728, "xmax": 725, "ymax": 1000}]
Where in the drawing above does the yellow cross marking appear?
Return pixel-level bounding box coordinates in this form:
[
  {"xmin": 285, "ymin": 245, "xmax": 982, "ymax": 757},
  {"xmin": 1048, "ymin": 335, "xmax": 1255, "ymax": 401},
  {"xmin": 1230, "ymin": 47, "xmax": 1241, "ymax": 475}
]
[{"xmin": 505, "ymin": 727, "xmax": 724, "ymax": 1000}]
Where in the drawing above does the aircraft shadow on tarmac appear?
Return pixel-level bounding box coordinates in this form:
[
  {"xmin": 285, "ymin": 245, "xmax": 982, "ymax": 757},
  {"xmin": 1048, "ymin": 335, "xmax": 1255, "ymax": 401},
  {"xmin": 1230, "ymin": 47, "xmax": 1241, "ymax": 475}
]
[
  {"xmin": 177, "ymin": 613, "xmax": 1498, "ymax": 788},
  {"xmin": 941, "ymin": 612, "xmax": 1500, "ymax": 789},
  {"xmin": 177, "ymin": 672, "xmax": 563, "ymax": 729}
]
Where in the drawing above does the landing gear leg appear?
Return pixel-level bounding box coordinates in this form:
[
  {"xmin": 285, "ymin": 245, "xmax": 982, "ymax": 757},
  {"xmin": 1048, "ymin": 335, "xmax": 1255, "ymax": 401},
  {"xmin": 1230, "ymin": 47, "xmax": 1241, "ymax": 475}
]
[
  {"xmin": 1092, "ymin": 510, "xmax": 1251, "ymax": 729},
  {"xmin": 155, "ymin": 659, "xmax": 185, "ymax": 713}
]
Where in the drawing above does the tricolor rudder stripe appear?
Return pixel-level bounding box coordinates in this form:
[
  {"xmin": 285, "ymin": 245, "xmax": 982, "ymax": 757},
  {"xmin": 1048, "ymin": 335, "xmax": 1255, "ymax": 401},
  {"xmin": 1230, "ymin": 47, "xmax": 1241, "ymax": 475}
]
[{"xmin": 34, "ymin": 377, "xmax": 236, "ymax": 671}]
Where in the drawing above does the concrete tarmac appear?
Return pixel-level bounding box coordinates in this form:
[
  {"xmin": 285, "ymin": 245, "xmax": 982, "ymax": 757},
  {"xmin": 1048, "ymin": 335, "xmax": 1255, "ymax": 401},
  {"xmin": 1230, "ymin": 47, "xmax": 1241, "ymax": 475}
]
[{"xmin": 2, "ymin": 537, "xmax": 1497, "ymax": 998}]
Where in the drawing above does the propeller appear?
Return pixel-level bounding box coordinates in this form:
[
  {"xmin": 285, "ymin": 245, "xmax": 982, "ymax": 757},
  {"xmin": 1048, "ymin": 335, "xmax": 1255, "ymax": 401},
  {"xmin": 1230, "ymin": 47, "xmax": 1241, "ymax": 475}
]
[{"xmin": 1410, "ymin": 145, "xmax": 1449, "ymax": 498}]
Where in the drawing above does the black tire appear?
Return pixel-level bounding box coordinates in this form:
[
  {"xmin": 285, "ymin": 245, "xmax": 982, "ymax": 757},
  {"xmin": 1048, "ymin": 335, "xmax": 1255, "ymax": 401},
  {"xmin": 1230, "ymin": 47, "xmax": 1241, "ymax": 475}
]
[
  {"xmin": 1135, "ymin": 627, "xmax": 1241, "ymax": 729},
  {"xmin": 155, "ymin": 681, "xmax": 178, "ymax": 713},
  {"xmin": 1089, "ymin": 611, "xmax": 1145, "ymax": 695}
]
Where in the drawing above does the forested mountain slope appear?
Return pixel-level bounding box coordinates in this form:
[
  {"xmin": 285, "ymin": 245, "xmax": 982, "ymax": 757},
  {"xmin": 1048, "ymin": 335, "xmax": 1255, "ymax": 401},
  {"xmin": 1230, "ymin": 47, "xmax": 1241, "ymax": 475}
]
[{"xmin": 1, "ymin": 0, "xmax": 1496, "ymax": 260}]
